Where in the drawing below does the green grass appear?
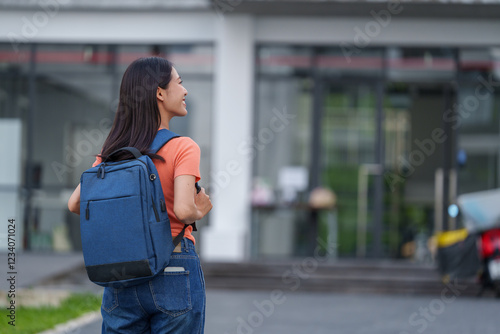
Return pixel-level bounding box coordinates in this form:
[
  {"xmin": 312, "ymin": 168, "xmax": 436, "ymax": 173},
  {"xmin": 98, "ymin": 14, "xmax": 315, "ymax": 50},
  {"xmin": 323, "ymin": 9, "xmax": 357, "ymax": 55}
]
[{"xmin": 1, "ymin": 293, "xmax": 102, "ymax": 334}]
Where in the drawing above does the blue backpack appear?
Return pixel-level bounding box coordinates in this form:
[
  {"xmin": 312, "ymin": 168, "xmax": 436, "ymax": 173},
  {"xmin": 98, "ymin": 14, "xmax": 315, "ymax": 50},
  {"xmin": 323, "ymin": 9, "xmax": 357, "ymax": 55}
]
[{"xmin": 79, "ymin": 129, "xmax": 196, "ymax": 288}]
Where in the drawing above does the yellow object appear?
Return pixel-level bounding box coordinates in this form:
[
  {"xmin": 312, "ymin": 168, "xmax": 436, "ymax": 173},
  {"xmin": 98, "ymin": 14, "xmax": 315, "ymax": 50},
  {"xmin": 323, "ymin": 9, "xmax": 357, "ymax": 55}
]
[{"xmin": 436, "ymin": 228, "xmax": 469, "ymax": 248}]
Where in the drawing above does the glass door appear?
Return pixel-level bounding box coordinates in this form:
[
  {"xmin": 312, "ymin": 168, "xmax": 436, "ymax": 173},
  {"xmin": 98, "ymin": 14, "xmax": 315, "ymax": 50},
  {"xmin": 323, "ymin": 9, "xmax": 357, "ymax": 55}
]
[
  {"xmin": 384, "ymin": 82, "xmax": 458, "ymax": 260},
  {"xmin": 319, "ymin": 80, "xmax": 458, "ymax": 259},
  {"xmin": 457, "ymin": 48, "xmax": 500, "ymax": 196},
  {"xmin": 318, "ymin": 80, "xmax": 384, "ymax": 258}
]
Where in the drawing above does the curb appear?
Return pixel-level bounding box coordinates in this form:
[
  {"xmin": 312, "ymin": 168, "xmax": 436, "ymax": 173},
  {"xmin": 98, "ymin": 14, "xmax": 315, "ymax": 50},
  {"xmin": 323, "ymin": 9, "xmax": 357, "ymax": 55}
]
[
  {"xmin": 34, "ymin": 262, "xmax": 86, "ymax": 287},
  {"xmin": 37, "ymin": 310, "xmax": 101, "ymax": 334}
]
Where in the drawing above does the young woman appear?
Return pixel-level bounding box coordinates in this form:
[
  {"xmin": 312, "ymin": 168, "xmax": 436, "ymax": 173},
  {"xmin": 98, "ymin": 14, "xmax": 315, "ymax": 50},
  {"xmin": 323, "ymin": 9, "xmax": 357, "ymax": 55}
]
[{"xmin": 68, "ymin": 57, "xmax": 212, "ymax": 333}]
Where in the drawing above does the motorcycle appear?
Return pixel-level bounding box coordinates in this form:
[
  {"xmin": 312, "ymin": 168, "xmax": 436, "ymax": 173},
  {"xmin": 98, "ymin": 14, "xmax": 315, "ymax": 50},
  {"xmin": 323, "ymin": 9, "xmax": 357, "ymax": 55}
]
[
  {"xmin": 456, "ymin": 188, "xmax": 500, "ymax": 297},
  {"xmin": 477, "ymin": 228, "xmax": 500, "ymax": 296}
]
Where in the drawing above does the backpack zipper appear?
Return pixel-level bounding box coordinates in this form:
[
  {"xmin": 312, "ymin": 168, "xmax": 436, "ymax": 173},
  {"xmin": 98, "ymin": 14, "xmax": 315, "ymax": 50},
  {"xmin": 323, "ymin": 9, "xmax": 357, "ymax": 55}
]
[
  {"xmin": 96, "ymin": 159, "xmax": 149, "ymax": 179},
  {"xmin": 152, "ymin": 197, "xmax": 160, "ymax": 222},
  {"xmin": 85, "ymin": 196, "xmax": 133, "ymax": 221},
  {"xmin": 86, "ymin": 201, "xmax": 91, "ymax": 220}
]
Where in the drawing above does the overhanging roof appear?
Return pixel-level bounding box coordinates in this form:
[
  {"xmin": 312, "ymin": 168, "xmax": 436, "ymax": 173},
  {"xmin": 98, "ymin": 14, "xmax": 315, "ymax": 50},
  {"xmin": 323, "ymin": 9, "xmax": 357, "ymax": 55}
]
[
  {"xmin": 219, "ymin": 0, "xmax": 500, "ymax": 18},
  {"xmin": 1, "ymin": 0, "xmax": 500, "ymax": 18}
]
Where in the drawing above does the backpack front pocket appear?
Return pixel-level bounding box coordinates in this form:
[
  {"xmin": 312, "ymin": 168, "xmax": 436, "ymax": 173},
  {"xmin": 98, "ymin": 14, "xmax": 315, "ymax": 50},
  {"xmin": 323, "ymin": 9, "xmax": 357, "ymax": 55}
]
[{"xmin": 81, "ymin": 195, "xmax": 149, "ymax": 267}]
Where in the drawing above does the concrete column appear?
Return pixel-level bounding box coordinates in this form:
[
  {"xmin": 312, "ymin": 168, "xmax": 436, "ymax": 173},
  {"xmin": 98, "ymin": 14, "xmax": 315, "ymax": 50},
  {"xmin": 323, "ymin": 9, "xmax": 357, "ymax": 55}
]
[{"xmin": 201, "ymin": 15, "xmax": 254, "ymax": 262}]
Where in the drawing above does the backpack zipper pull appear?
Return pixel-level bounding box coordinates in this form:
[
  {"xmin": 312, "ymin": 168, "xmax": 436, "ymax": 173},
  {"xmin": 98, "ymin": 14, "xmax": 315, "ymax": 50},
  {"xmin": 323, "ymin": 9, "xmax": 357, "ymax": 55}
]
[
  {"xmin": 160, "ymin": 199, "xmax": 166, "ymax": 212},
  {"xmin": 151, "ymin": 195, "xmax": 160, "ymax": 222},
  {"xmin": 97, "ymin": 165, "xmax": 106, "ymax": 179},
  {"xmin": 86, "ymin": 201, "xmax": 90, "ymax": 220}
]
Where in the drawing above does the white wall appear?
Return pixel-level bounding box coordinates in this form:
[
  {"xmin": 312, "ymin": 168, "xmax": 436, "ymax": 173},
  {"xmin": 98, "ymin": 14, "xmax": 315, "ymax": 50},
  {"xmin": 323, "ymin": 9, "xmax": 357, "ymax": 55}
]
[
  {"xmin": 255, "ymin": 17, "xmax": 500, "ymax": 46},
  {"xmin": 2, "ymin": 10, "xmax": 499, "ymax": 47},
  {"xmin": 0, "ymin": 11, "xmax": 216, "ymax": 44}
]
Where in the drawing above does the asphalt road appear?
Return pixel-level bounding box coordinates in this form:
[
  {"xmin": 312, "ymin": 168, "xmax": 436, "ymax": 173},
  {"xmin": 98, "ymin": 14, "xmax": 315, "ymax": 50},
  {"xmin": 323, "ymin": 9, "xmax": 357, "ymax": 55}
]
[{"xmin": 75, "ymin": 288, "xmax": 500, "ymax": 334}]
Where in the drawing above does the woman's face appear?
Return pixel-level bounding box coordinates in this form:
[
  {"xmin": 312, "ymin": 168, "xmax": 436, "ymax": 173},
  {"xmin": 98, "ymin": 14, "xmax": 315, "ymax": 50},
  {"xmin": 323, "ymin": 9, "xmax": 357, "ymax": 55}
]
[{"xmin": 160, "ymin": 67, "xmax": 188, "ymax": 117}]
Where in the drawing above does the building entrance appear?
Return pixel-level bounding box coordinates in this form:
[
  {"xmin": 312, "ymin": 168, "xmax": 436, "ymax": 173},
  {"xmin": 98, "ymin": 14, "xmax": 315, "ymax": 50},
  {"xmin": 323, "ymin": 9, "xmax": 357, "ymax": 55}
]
[
  {"xmin": 252, "ymin": 46, "xmax": 499, "ymax": 260},
  {"xmin": 313, "ymin": 77, "xmax": 460, "ymax": 259}
]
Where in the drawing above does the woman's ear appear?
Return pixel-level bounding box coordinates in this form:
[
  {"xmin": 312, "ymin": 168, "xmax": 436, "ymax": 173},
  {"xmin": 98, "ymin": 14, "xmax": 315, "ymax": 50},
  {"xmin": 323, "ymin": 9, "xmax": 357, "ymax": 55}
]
[{"xmin": 157, "ymin": 87, "xmax": 165, "ymax": 102}]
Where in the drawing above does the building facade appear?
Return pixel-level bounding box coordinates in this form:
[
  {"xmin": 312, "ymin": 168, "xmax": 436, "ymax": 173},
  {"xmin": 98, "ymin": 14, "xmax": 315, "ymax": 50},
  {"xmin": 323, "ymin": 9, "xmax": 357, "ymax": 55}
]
[{"xmin": 0, "ymin": 0, "xmax": 499, "ymax": 262}]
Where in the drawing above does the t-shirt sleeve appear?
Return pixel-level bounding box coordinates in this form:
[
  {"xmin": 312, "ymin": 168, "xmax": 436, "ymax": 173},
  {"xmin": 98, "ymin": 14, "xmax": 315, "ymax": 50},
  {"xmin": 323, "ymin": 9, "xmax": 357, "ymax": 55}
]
[{"xmin": 173, "ymin": 137, "xmax": 201, "ymax": 182}]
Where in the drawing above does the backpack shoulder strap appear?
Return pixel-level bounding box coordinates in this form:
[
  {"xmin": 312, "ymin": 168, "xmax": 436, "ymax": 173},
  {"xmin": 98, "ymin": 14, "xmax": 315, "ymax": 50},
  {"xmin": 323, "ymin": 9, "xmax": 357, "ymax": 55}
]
[
  {"xmin": 151, "ymin": 129, "xmax": 198, "ymax": 245},
  {"xmin": 150, "ymin": 129, "xmax": 180, "ymax": 153}
]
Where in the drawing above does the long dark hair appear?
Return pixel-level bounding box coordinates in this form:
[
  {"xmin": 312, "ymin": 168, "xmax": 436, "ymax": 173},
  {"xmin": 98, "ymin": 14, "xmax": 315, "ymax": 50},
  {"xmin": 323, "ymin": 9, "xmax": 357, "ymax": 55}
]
[{"xmin": 100, "ymin": 57, "xmax": 173, "ymax": 161}]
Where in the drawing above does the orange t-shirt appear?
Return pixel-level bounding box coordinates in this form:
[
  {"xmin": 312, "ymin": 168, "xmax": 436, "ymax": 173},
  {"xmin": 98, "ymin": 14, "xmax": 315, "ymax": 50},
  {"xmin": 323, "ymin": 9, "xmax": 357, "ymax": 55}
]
[{"xmin": 92, "ymin": 136, "xmax": 201, "ymax": 244}]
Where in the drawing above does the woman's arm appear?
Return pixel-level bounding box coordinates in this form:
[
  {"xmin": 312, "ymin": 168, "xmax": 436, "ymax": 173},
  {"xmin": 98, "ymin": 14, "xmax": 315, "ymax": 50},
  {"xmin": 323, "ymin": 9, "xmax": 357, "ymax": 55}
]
[
  {"xmin": 68, "ymin": 184, "xmax": 81, "ymax": 215},
  {"xmin": 173, "ymin": 175, "xmax": 212, "ymax": 224}
]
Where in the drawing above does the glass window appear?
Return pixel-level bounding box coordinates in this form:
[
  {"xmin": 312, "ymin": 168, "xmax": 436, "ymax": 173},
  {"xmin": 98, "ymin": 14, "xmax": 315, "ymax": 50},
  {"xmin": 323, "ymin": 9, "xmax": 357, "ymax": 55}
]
[
  {"xmin": 254, "ymin": 77, "xmax": 313, "ymax": 190},
  {"xmin": 0, "ymin": 43, "xmax": 31, "ymax": 75},
  {"xmin": 252, "ymin": 45, "xmax": 499, "ymax": 260},
  {"xmin": 257, "ymin": 46, "xmax": 313, "ymax": 75},
  {"xmin": 322, "ymin": 83, "xmax": 378, "ymax": 168},
  {"xmin": 0, "ymin": 44, "xmax": 30, "ymax": 119},
  {"xmin": 253, "ymin": 46, "xmax": 385, "ymax": 258},
  {"xmin": 252, "ymin": 74, "xmax": 313, "ymax": 258},
  {"xmin": 317, "ymin": 47, "xmax": 384, "ymax": 78},
  {"xmin": 458, "ymin": 48, "xmax": 499, "ymax": 133},
  {"xmin": 0, "ymin": 43, "xmax": 214, "ymax": 251},
  {"xmin": 0, "ymin": 44, "xmax": 29, "ymax": 252},
  {"xmin": 457, "ymin": 47, "xmax": 500, "ymax": 194},
  {"xmin": 36, "ymin": 44, "xmax": 115, "ymax": 75},
  {"xmin": 321, "ymin": 82, "xmax": 380, "ymax": 257},
  {"xmin": 29, "ymin": 45, "xmax": 120, "ymax": 251},
  {"xmin": 388, "ymin": 47, "xmax": 456, "ymax": 82},
  {"xmin": 117, "ymin": 44, "xmax": 214, "ymax": 76}
]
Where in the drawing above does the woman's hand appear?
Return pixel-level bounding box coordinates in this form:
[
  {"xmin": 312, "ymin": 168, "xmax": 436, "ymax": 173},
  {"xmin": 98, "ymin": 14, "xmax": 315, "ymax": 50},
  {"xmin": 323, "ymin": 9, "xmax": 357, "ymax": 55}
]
[{"xmin": 194, "ymin": 187, "xmax": 212, "ymax": 220}]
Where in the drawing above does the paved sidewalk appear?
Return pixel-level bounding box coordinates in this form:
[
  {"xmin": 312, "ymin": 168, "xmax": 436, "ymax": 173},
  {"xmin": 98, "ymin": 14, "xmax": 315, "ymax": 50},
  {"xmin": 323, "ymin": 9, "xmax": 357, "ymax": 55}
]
[
  {"xmin": 0, "ymin": 252, "xmax": 84, "ymax": 290},
  {"xmin": 72, "ymin": 289, "xmax": 500, "ymax": 334},
  {"xmin": 2, "ymin": 252, "xmax": 497, "ymax": 334}
]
